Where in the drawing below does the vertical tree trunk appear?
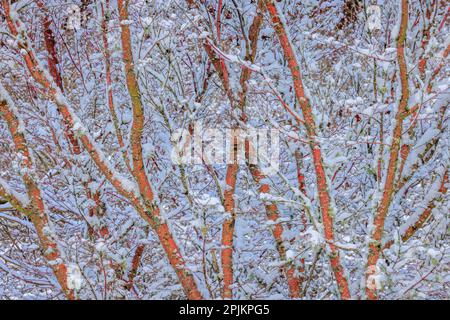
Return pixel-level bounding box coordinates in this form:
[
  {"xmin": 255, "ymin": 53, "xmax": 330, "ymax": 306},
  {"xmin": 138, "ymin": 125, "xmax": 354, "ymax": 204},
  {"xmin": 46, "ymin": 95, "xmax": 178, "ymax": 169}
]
[
  {"xmin": 3, "ymin": 0, "xmax": 203, "ymax": 300},
  {"xmin": 0, "ymin": 89, "xmax": 74, "ymax": 299},
  {"xmin": 263, "ymin": 0, "xmax": 351, "ymax": 299},
  {"xmin": 365, "ymin": 0, "xmax": 410, "ymax": 300},
  {"xmin": 37, "ymin": 0, "xmax": 81, "ymax": 155},
  {"xmin": 202, "ymin": 0, "xmax": 304, "ymax": 298},
  {"xmin": 117, "ymin": 0, "xmax": 203, "ymax": 300}
]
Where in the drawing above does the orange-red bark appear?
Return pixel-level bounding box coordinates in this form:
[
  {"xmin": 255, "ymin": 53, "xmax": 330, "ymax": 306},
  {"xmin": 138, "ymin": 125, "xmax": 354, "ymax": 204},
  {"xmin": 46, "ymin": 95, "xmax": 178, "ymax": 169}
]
[
  {"xmin": 263, "ymin": 0, "xmax": 351, "ymax": 299},
  {"xmin": 0, "ymin": 94, "xmax": 74, "ymax": 299},
  {"xmin": 101, "ymin": 0, "xmax": 131, "ymax": 172},
  {"xmin": 117, "ymin": 0, "xmax": 203, "ymax": 300},
  {"xmin": 37, "ymin": 1, "xmax": 81, "ymax": 155},
  {"xmin": 204, "ymin": 0, "xmax": 303, "ymax": 298},
  {"xmin": 3, "ymin": 0, "xmax": 202, "ymax": 300},
  {"xmin": 383, "ymin": 171, "xmax": 448, "ymax": 251},
  {"xmin": 365, "ymin": 0, "xmax": 410, "ymax": 300},
  {"xmin": 221, "ymin": 159, "xmax": 238, "ymax": 299}
]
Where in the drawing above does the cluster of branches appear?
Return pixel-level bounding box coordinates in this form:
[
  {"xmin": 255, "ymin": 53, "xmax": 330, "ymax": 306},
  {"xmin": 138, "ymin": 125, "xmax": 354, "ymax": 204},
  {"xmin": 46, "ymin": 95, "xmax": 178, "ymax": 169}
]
[{"xmin": 0, "ymin": 0, "xmax": 448, "ymax": 299}]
